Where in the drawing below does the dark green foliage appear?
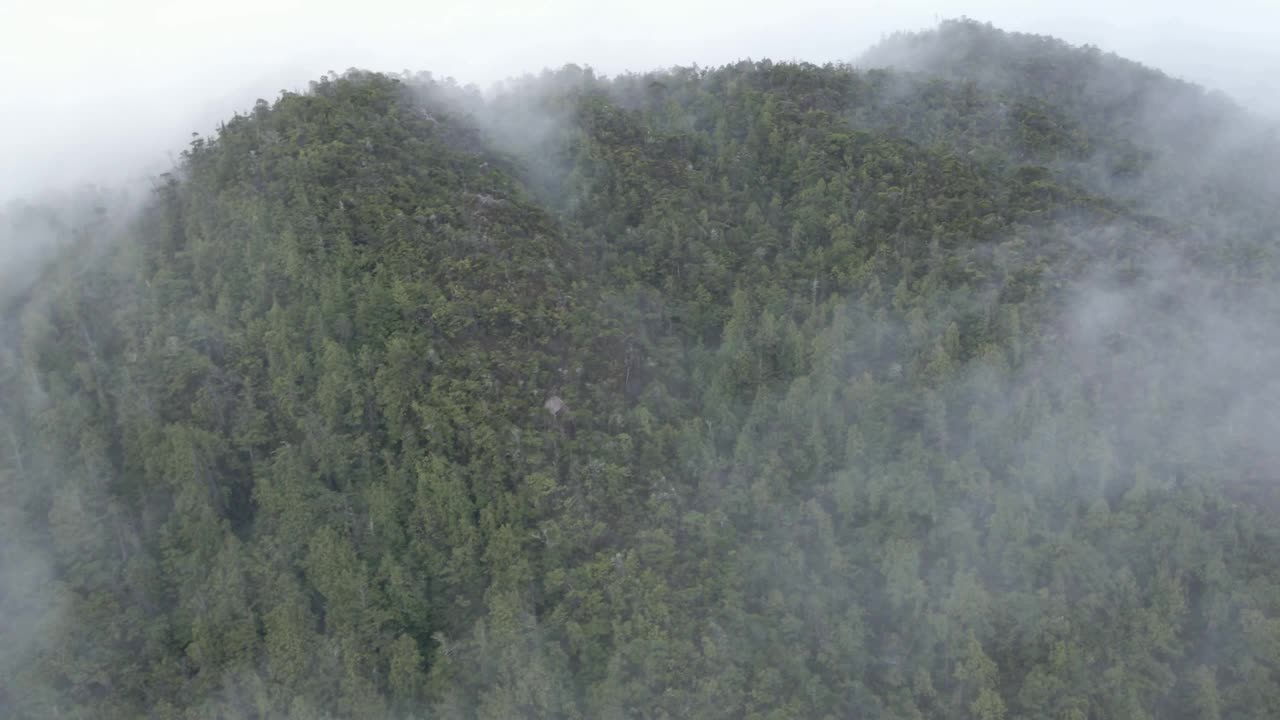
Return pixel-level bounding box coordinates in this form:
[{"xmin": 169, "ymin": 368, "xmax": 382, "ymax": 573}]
[{"xmin": 3, "ymin": 25, "xmax": 1280, "ymax": 719}]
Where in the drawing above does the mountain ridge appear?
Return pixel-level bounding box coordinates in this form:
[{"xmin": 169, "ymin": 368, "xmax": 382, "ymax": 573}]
[{"xmin": 3, "ymin": 23, "xmax": 1280, "ymax": 719}]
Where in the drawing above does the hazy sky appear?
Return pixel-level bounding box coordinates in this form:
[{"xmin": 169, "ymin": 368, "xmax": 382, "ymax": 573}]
[{"xmin": 3, "ymin": 0, "xmax": 1279, "ymax": 205}]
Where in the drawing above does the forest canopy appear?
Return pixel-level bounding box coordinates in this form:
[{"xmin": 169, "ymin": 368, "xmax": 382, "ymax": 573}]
[{"xmin": 3, "ymin": 19, "xmax": 1280, "ymax": 720}]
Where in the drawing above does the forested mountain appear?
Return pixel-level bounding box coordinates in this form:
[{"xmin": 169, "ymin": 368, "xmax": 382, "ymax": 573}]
[{"xmin": 4, "ymin": 19, "xmax": 1280, "ymax": 719}]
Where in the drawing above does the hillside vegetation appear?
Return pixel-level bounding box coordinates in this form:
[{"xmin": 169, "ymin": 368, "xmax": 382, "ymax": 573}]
[{"xmin": 3, "ymin": 19, "xmax": 1280, "ymax": 719}]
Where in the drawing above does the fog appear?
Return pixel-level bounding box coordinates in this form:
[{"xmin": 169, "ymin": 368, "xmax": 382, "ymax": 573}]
[
  {"xmin": 5, "ymin": 5, "xmax": 1280, "ymax": 715},
  {"xmin": 3, "ymin": 0, "xmax": 1280, "ymax": 207}
]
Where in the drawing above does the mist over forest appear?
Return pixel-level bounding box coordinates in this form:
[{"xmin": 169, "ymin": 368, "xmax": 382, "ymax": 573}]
[{"xmin": 4, "ymin": 17, "xmax": 1280, "ymax": 719}]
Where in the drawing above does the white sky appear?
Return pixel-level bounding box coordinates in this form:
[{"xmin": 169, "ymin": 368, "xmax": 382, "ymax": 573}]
[{"xmin": 2, "ymin": 0, "xmax": 1279, "ymax": 206}]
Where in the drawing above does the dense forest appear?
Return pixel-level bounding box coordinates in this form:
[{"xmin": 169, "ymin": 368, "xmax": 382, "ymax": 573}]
[{"xmin": 4, "ymin": 19, "xmax": 1280, "ymax": 719}]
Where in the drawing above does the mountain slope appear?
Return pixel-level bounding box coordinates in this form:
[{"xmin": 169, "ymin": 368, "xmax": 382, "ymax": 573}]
[{"xmin": 3, "ymin": 28, "xmax": 1280, "ymax": 719}]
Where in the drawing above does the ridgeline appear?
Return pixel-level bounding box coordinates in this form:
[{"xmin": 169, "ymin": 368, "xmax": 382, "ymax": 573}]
[{"xmin": 3, "ymin": 20, "xmax": 1280, "ymax": 719}]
